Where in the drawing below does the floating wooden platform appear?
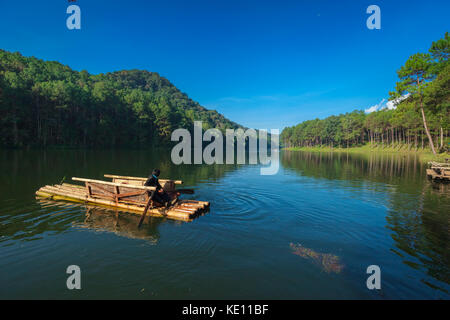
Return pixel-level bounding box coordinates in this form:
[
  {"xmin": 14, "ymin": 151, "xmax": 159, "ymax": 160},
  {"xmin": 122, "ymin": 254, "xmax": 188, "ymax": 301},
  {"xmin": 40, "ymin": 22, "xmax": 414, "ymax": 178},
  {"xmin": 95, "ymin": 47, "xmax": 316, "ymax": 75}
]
[
  {"xmin": 35, "ymin": 175, "xmax": 209, "ymax": 222},
  {"xmin": 427, "ymin": 162, "xmax": 450, "ymax": 181}
]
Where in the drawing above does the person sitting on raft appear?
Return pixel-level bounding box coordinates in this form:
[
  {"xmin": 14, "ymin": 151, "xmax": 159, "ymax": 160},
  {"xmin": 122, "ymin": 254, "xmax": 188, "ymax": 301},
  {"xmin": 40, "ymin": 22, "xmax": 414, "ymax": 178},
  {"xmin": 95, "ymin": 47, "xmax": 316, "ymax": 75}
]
[{"xmin": 144, "ymin": 169, "xmax": 176, "ymax": 207}]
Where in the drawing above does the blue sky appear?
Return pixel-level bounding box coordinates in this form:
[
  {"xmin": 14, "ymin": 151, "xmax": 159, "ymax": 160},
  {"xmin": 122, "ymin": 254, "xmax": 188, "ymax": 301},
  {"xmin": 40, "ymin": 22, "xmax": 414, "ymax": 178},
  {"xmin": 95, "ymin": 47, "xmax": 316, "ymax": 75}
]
[{"xmin": 0, "ymin": 0, "xmax": 448, "ymax": 129}]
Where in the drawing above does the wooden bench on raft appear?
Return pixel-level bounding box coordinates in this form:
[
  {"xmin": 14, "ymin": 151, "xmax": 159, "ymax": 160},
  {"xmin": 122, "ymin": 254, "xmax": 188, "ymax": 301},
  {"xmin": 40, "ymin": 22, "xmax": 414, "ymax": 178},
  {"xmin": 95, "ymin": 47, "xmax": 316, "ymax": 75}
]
[{"xmin": 72, "ymin": 177, "xmax": 158, "ymax": 206}]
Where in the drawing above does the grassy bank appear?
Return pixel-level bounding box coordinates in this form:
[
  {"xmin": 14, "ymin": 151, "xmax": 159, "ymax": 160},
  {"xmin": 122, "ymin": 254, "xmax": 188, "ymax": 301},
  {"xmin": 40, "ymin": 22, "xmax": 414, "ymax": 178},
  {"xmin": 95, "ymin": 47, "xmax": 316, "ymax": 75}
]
[{"xmin": 283, "ymin": 144, "xmax": 449, "ymax": 163}]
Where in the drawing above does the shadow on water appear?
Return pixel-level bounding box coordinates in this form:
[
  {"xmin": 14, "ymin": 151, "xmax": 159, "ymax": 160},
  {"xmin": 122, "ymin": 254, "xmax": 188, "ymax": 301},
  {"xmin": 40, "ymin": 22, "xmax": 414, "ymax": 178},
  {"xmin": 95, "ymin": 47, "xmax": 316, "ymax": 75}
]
[{"xmin": 282, "ymin": 151, "xmax": 450, "ymax": 294}]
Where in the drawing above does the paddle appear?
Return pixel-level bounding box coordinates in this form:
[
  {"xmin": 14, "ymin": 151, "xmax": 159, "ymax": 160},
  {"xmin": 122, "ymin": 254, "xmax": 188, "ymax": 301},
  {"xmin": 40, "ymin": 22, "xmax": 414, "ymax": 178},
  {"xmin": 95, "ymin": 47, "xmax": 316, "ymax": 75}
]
[
  {"xmin": 177, "ymin": 189, "xmax": 195, "ymax": 194},
  {"xmin": 138, "ymin": 191, "xmax": 155, "ymax": 228}
]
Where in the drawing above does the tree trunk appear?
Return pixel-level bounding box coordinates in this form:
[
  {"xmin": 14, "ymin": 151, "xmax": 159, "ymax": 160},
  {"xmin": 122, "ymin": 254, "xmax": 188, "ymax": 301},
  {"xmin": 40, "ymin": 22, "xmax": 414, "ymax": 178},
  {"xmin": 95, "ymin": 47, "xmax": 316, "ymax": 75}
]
[
  {"xmin": 13, "ymin": 118, "xmax": 18, "ymax": 146},
  {"xmin": 421, "ymin": 130, "xmax": 424, "ymax": 149},
  {"xmin": 391, "ymin": 128, "xmax": 394, "ymax": 147},
  {"xmin": 419, "ymin": 100, "xmax": 436, "ymax": 155}
]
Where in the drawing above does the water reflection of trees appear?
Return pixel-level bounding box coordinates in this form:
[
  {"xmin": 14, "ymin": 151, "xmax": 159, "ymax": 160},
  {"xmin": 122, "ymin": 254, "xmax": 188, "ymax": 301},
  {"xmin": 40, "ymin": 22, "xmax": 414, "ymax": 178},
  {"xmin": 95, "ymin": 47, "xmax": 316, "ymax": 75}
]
[
  {"xmin": 0, "ymin": 200, "xmax": 81, "ymax": 244},
  {"xmin": 282, "ymin": 151, "xmax": 449, "ymax": 293},
  {"xmin": 386, "ymin": 182, "xmax": 449, "ymax": 292},
  {"xmin": 281, "ymin": 150, "xmax": 425, "ymax": 185}
]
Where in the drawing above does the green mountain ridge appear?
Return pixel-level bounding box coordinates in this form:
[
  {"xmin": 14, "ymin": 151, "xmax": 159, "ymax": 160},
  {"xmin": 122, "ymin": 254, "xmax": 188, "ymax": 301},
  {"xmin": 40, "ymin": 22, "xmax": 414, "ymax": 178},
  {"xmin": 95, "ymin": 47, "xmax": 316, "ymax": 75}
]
[{"xmin": 0, "ymin": 49, "xmax": 242, "ymax": 147}]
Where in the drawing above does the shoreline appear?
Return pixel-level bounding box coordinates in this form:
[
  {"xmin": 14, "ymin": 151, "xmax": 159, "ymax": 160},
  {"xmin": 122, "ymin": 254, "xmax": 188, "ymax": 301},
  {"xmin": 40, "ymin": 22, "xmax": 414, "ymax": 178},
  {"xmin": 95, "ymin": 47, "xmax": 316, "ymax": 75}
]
[{"xmin": 283, "ymin": 145, "xmax": 449, "ymax": 162}]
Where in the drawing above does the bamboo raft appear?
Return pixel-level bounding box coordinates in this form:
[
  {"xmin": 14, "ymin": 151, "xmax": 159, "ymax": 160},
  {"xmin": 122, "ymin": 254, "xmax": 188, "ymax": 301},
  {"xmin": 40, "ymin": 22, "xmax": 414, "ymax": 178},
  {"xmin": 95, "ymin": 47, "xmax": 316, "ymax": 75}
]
[
  {"xmin": 35, "ymin": 174, "xmax": 210, "ymax": 222},
  {"xmin": 427, "ymin": 162, "xmax": 450, "ymax": 181}
]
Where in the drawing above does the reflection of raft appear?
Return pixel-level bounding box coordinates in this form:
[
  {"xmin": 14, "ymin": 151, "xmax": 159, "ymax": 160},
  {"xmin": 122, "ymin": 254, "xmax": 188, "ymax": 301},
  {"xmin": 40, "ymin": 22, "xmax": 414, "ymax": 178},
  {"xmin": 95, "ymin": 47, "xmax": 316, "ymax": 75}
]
[
  {"xmin": 35, "ymin": 174, "xmax": 210, "ymax": 222},
  {"xmin": 79, "ymin": 206, "xmax": 163, "ymax": 242},
  {"xmin": 427, "ymin": 162, "xmax": 450, "ymax": 181}
]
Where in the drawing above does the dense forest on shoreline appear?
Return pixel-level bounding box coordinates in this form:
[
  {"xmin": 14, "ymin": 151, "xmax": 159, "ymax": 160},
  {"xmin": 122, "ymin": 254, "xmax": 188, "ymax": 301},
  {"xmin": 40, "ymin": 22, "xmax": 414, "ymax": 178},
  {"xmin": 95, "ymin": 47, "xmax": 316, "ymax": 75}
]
[
  {"xmin": 0, "ymin": 50, "xmax": 241, "ymax": 148},
  {"xmin": 281, "ymin": 33, "xmax": 449, "ymax": 155}
]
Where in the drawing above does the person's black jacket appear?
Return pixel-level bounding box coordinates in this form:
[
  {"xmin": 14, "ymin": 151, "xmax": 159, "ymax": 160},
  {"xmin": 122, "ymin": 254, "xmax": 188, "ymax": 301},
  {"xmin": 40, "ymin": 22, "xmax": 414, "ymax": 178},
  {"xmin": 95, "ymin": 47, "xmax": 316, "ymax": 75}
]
[{"xmin": 144, "ymin": 175, "xmax": 162, "ymax": 191}]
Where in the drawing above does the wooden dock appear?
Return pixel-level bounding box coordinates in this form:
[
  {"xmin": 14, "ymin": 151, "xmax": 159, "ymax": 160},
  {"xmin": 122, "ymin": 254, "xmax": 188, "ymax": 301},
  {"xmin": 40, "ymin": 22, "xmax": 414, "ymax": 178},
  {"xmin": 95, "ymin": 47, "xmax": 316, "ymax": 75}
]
[
  {"xmin": 427, "ymin": 162, "xmax": 450, "ymax": 181},
  {"xmin": 36, "ymin": 175, "xmax": 210, "ymax": 222}
]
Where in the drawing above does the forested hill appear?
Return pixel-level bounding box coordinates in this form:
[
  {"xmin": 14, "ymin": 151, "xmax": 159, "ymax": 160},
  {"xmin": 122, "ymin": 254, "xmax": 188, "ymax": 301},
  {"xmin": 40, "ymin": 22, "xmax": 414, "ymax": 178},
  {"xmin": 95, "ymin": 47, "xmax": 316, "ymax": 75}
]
[
  {"xmin": 0, "ymin": 50, "xmax": 242, "ymax": 147},
  {"xmin": 281, "ymin": 33, "xmax": 449, "ymax": 155}
]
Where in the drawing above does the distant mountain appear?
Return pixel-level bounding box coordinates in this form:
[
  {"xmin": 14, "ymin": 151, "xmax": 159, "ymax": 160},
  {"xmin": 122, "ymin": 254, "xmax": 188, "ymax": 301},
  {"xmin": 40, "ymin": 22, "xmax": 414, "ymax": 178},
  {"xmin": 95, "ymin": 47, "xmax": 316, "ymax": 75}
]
[{"xmin": 0, "ymin": 50, "xmax": 242, "ymax": 147}]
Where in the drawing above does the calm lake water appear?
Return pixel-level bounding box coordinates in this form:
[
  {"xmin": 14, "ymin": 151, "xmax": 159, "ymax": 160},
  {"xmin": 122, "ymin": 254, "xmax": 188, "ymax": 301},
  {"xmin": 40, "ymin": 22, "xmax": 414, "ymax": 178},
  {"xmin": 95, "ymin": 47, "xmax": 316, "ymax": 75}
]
[{"xmin": 0, "ymin": 149, "xmax": 449, "ymax": 299}]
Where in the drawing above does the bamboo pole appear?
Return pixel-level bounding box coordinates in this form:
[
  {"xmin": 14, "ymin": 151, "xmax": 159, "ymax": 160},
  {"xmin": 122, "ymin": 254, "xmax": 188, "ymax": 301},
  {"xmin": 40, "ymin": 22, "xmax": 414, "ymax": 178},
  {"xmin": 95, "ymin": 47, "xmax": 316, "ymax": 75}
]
[
  {"xmin": 182, "ymin": 199, "xmax": 210, "ymax": 206},
  {"xmin": 104, "ymin": 174, "xmax": 183, "ymax": 185}
]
